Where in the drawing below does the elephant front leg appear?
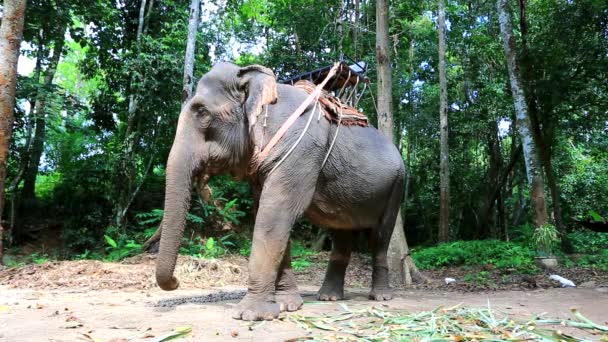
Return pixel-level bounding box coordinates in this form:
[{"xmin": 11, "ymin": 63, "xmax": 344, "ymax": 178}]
[
  {"xmin": 275, "ymin": 241, "xmax": 303, "ymax": 312},
  {"xmin": 234, "ymin": 185, "xmax": 311, "ymax": 320}
]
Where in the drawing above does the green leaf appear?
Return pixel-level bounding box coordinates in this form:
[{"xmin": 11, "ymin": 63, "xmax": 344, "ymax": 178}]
[
  {"xmin": 149, "ymin": 326, "xmax": 192, "ymax": 342},
  {"xmin": 588, "ymin": 210, "xmax": 605, "ymax": 223},
  {"xmin": 206, "ymin": 237, "xmax": 215, "ymax": 251},
  {"xmin": 311, "ymin": 321, "xmax": 340, "ymax": 331},
  {"xmin": 104, "ymin": 235, "xmax": 118, "ymax": 248}
]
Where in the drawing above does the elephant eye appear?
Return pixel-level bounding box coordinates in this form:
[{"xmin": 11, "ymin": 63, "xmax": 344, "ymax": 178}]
[{"xmin": 193, "ymin": 104, "xmax": 208, "ymax": 117}]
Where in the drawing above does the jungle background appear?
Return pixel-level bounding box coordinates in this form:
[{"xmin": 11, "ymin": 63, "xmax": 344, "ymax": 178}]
[{"xmin": 1, "ymin": 0, "xmax": 607, "ymax": 286}]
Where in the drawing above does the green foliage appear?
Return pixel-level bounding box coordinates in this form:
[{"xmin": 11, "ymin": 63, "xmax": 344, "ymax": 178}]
[
  {"xmin": 532, "ymin": 224, "xmax": 561, "ymax": 256},
  {"xmin": 291, "ymin": 240, "xmax": 318, "ymax": 258},
  {"xmin": 412, "ymin": 240, "xmax": 537, "ymax": 272},
  {"xmin": 237, "ymin": 239, "xmax": 316, "ymax": 271},
  {"xmin": 586, "ymin": 210, "xmax": 606, "ymax": 223},
  {"xmin": 4, "ymin": 0, "xmax": 608, "ymax": 267},
  {"xmin": 568, "ymin": 229, "xmax": 608, "ymax": 254},
  {"xmin": 575, "ymin": 250, "xmax": 608, "ymax": 271},
  {"xmin": 179, "ymin": 236, "xmax": 236, "ymax": 259},
  {"xmin": 135, "ymin": 209, "xmax": 165, "ymax": 227},
  {"xmin": 567, "ymin": 229, "xmax": 608, "ymax": 270},
  {"xmin": 239, "ymin": 239, "xmax": 252, "ymax": 257},
  {"xmin": 292, "ymin": 259, "xmax": 312, "ymax": 272},
  {"xmin": 30, "ymin": 253, "xmax": 50, "ymax": 265},
  {"xmin": 33, "ymin": 173, "xmax": 63, "ymax": 202},
  {"xmin": 102, "ymin": 227, "xmax": 142, "ymax": 262},
  {"xmin": 290, "ymin": 240, "xmax": 318, "ymax": 271}
]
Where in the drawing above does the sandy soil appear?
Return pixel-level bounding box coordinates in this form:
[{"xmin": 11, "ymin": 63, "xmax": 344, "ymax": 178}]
[
  {"xmin": 1, "ymin": 285, "xmax": 607, "ymax": 341},
  {"xmin": 1, "ymin": 256, "xmax": 607, "ymax": 341}
]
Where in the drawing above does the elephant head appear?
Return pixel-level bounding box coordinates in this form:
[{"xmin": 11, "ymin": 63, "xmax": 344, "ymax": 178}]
[{"xmin": 155, "ymin": 62, "xmax": 278, "ymax": 291}]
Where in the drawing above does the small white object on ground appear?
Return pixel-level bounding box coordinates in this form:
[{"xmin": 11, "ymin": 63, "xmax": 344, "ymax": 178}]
[
  {"xmin": 549, "ymin": 274, "xmax": 576, "ymax": 287},
  {"xmin": 445, "ymin": 277, "xmax": 457, "ymax": 285}
]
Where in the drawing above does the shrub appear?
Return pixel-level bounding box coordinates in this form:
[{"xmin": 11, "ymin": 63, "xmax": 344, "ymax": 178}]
[
  {"xmin": 568, "ymin": 229, "xmax": 608, "ymax": 254},
  {"xmin": 532, "ymin": 223, "xmax": 561, "ymax": 256},
  {"xmin": 412, "ymin": 240, "xmax": 536, "ymax": 272}
]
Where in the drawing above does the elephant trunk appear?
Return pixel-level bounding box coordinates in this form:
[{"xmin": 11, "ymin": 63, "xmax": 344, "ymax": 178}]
[{"xmin": 156, "ymin": 111, "xmax": 204, "ymax": 291}]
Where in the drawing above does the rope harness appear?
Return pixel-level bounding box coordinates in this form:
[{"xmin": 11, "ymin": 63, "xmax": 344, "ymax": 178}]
[{"xmin": 251, "ymin": 63, "xmax": 369, "ymax": 175}]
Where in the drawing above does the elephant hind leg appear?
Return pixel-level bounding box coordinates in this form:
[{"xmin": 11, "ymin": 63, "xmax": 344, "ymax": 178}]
[
  {"xmin": 318, "ymin": 230, "xmax": 353, "ymax": 301},
  {"xmin": 369, "ymin": 176, "xmax": 403, "ymax": 301}
]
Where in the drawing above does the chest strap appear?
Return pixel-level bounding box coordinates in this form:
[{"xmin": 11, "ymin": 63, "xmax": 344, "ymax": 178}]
[{"xmin": 256, "ymin": 63, "xmax": 340, "ymax": 164}]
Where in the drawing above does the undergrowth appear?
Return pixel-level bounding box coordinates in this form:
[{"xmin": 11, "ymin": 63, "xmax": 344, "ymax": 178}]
[
  {"xmin": 411, "ymin": 240, "xmax": 537, "ymax": 273},
  {"xmin": 568, "ymin": 229, "xmax": 608, "ymax": 270}
]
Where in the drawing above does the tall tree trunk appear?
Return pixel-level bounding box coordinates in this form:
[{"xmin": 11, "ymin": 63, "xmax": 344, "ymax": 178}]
[
  {"xmin": 476, "ymin": 120, "xmax": 501, "ymax": 238},
  {"xmin": 496, "ymin": 0, "xmax": 548, "ymax": 228},
  {"xmin": 116, "ymin": 0, "xmax": 148, "ymax": 229},
  {"xmin": 182, "ymin": 0, "xmax": 201, "ymax": 104},
  {"xmin": 143, "ymin": 0, "xmax": 155, "ymax": 34},
  {"xmin": 7, "ymin": 30, "xmax": 43, "ymax": 244},
  {"xmin": 517, "ymin": 0, "xmax": 565, "ymax": 235},
  {"xmin": 353, "ymin": 0, "xmax": 360, "ymax": 58},
  {"xmin": 376, "ymin": 0, "xmax": 425, "ymax": 286},
  {"xmin": 21, "ymin": 24, "xmax": 67, "ymax": 201},
  {"xmin": 437, "ymin": 0, "xmax": 450, "ymax": 243},
  {"xmin": 0, "ymin": 0, "xmax": 27, "ymax": 264}
]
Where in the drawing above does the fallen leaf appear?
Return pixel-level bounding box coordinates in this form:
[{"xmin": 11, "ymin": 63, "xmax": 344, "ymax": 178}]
[
  {"xmin": 0, "ymin": 305, "xmax": 9, "ymax": 313},
  {"xmin": 63, "ymin": 321, "xmax": 83, "ymax": 329},
  {"xmin": 81, "ymin": 333, "xmax": 106, "ymax": 342},
  {"xmin": 231, "ymin": 330, "xmax": 239, "ymax": 337},
  {"xmin": 149, "ymin": 326, "xmax": 192, "ymax": 342}
]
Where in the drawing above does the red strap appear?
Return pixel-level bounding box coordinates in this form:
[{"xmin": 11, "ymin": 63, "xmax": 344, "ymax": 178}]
[{"xmin": 257, "ymin": 63, "xmax": 340, "ymax": 163}]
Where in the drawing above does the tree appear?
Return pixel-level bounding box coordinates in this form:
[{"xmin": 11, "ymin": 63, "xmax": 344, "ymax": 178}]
[
  {"xmin": 0, "ymin": 0, "xmax": 27, "ymax": 264},
  {"xmin": 496, "ymin": 0, "xmax": 548, "ymax": 228},
  {"xmin": 182, "ymin": 0, "xmax": 201, "ymax": 104},
  {"xmin": 144, "ymin": 0, "xmax": 201, "ymax": 251},
  {"xmin": 114, "ymin": 0, "xmax": 152, "ymax": 229},
  {"xmin": 437, "ymin": 0, "xmax": 450, "ymax": 242},
  {"xmin": 21, "ymin": 18, "xmax": 67, "ymax": 201},
  {"xmin": 376, "ymin": 0, "xmax": 425, "ymax": 286}
]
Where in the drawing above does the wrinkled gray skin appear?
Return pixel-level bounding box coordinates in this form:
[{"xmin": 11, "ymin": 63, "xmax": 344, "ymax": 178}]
[{"xmin": 156, "ymin": 62, "xmax": 405, "ymax": 321}]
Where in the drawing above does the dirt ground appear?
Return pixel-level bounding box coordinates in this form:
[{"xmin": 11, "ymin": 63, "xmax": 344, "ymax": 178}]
[
  {"xmin": 1, "ymin": 256, "xmax": 607, "ymax": 341},
  {"xmin": 2, "ymin": 286, "xmax": 608, "ymax": 341}
]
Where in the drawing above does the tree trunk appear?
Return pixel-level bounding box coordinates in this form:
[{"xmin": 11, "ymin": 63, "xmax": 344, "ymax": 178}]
[
  {"xmin": 496, "ymin": 0, "xmax": 548, "ymax": 228},
  {"xmin": 353, "ymin": 0, "xmax": 359, "ymax": 58},
  {"xmin": 116, "ymin": 0, "xmax": 148, "ymax": 229},
  {"xmin": 21, "ymin": 24, "xmax": 67, "ymax": 201},
  {"xmin": 437, "ymin": 0, "xmax": 450, "ymax": 243},
  {"xmin": 143, "ymin": 0, "xmax": 155, "ymax": 34},
  {"xmin": 182, "ymin": 0, "xmax": 201, "ymax": 104},
  {"xmin": 476, "ymin": 120, "xmax": 501, "ymax": 238},
  {"xmin": 517, "ymin": 0, "xmax": 565, "ymax": 235},
  {"xmin": 376, "ymin": 0, "xmax": 425, "ymax": 286},
  {"xmin": 0, "ymin": 0, "xmax": 27, "ymax": 264},
  {"xmin": 7, "ymin": 30, "xmax": 43, "ymax": 244}
]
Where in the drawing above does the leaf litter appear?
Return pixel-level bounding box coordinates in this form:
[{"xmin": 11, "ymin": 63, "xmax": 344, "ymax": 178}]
[{"xmin": 288, "ymin": 303, "xmax": 608, "ymax": 341}]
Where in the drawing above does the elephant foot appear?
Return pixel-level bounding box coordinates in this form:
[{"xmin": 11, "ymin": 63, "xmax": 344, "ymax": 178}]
[
  {"xmin": 233, "ymin": 294, "xmax": 280, "ymax": 321},
  {"xmin": 275, "ymin": 292, "xmax": 303, "ymax": 312},
  {"xmin": 369, "ymin": 287, "xmax": 393, "ymax": 301},
  {"xmin": 317, "ymin": 284, "xmax": 345, "ymax": 301}
]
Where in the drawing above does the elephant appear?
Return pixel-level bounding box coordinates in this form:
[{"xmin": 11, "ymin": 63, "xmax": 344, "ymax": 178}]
[{"xmin": 155, "ymin": 62, "xmax": 405, "ymax": 321}]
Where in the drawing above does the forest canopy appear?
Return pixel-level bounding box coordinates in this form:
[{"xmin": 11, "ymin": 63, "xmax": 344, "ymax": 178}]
[{"xmin": 0, "ymin": 0, "xmax": 607, "ymax": 266}]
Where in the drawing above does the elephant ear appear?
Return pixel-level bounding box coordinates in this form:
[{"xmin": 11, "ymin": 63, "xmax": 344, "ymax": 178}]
[{"xmin": 238, "ymin": 65, "xmax": 278, "ymax": 129}]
